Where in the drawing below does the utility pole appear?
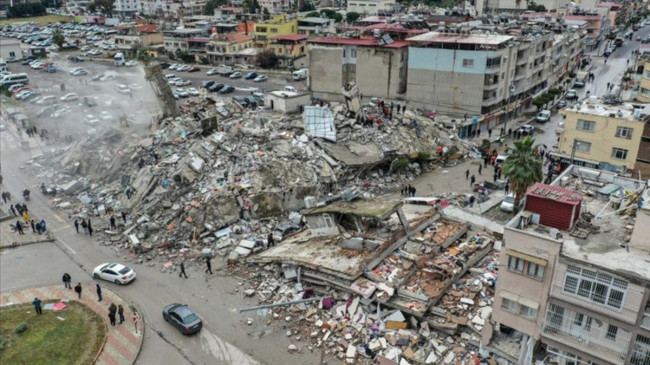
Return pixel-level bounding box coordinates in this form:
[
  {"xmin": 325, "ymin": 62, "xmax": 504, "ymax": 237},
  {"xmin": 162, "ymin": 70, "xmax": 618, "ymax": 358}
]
[
  {"xmin": 570, "ymin": 138, "xmax": 578, "ymax": 165},
  {"xmin": 504, "ymin": 84, "xmax": 515, "ymax": 136}
]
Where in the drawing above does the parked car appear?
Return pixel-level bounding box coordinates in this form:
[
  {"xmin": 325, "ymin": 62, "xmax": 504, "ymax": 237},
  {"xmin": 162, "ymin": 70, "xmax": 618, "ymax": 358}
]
[
  {"xmin": 70, "ymin": 67, "xmax": 88, "ymax": 76},
  {"xmin": 175, "ymin": 79, "xmax": 191, "ymax": 86},
  {"xmin": 99, "ymin": 111, "xmax": 112, "ymax": 121},
  {"xmin": 233, "ymin": 96, "xmax": 248, "ymax": 106},
  {"xmin": 201, "ymin": 80, "xmax": 215, "ymax": 88},
  {"xmin": 253, "ymin": 75, "xmax": 267, "ymax": 82},
  {"xmin": 168, "ymin": 63, "xmax": 180, "ymax": 70},
  {"xmin": 219, "ymin": 85, "xmax": 235, "ymax": 94},
  {"xmin": 186, "ymin": 87, "xmax": 200, "ymax": 96},
  {"xmin": 517, "ymin": 125, "xmax": 535, "ymax": 136},
  {"xmin": 60, "ymin": 93, "xmax": 79, "ymax": 102},
  {"xmin": 500, "ymin": 193, "xmax": 521, "ymax": 213},
  {"xmin": 8, "ymin": 83, "xmax": 25, "ymax": 92},
  {"xmin": 175, "ymin": 88, "xmax": 189, "ymax": 98},
  {"xmin": 536, "ymin": 110, "xmax": 551, "ymax": 123},
  {"xmin": 92, "ymin": 262, "xmax": 136, "ymax": 284},
  {"xmin": 244, "ymin": 72, "xmax": 258, "ymax": 80},
  {"xmin": 162, "ymin": 303, "xmax": 203, "ymax": 335},
  {"xmin": 117, "ymin": 84, "xmax": 131, "ymax": 95},
  {"xmin": 99, "ymin": 74, "xmax": 115, "ymax": 81},
  {"xmin": 177, "ymin": 65, "xmax": 191, "ymax": 72},
  {"xmin": 555, "ymin": 99, "xmax": 567, "ymax": 109},
  {"xmin": 208, "ymin": 83, "xmax": 224, "ymax": 92},
  {"xmin": 51, "ymin": 106, "xmax": 71, "ymax": 118},
  {"xmin": 125, "ymin": 60, "xmax": 138, "ymax": 67},
  {"xmin": 188, "ymin": 66, "xmax": 200, "ymax": 72},
  {"xmin": 206, "ymin": 68, "xmax": 218, "ymax": 75},
  {"xmin": 229, "ymin": 71, "xmax": 242, "ymax": 79},
  {"xmin": 83, "ymin": 96, "xmax": 98, "ymax": 107},
  {"xmin": 565, "ymin": 89, "xmax": 578, "ymax": 100}
]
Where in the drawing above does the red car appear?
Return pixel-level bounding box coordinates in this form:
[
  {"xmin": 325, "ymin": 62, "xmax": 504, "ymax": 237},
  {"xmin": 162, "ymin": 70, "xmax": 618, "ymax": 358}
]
[
  {"xmin": 12, "ymin": 86, "xmax": 31, "ymax": 94},
  {"xmin": 188, "ymin": 66, "xmax": 201, "ymax": 72}
]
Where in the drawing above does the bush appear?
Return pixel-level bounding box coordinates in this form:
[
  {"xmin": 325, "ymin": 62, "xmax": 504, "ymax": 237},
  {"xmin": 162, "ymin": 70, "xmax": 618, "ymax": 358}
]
[
  {"xmin": 0, "ymin": 337, "xmax": 7, "ymax": 351},
  {"xmin": 14, "ymin": 322, "xmax": 28, "ymax": 334},
  {"xmin": 548, "ymin": 88, "xmax": 562, "ymax": 95},
  {"xmin": 416, "ymin": 151, "xmax": 431, "ymax": 162},
  {"xmin": 480, "ymin": 139, "xmax": 491, "ymax": 150},
  {"xmin": 391, "ymin": 157, "xmax": 410, "ymax": 171},
  {"xmin": 568, "ymin": 71, "xmax": 577, "ymax": 78}
]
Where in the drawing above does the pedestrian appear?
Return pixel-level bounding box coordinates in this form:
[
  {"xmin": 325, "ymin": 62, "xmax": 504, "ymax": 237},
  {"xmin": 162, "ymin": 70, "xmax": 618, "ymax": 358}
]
[
  {"xmin": 133, "ymin": 312, "xmax": 139, "ymax": 333},
  {"xmin": 87, "ymin": 219, "xmax": 93, "ymax": 236},
  {"xmin": 5, "ymin": 191, "xmax": 11, "ymax": 201},
  {"xmin": 32, "ymin": 297, "xmax": 42, "ymax": 315},
  {"xmin": 108, "ymin": 303, "xmax": 117, "ymax": 326},
  {"xmin": 410, "ymin": 185, "xmax": 416, "ymax": 197},
  {"xmin": 96, "ymin": 283, "xmax": 102, "ymax": 302},
  {"xmin": 267, "ymin": 232, "xmax": 275, "ymax": 248},
  {"xmin": 35, "ymin": 221, "xmax": 42, "ymax": 235},
  {"xmin": 81, "ymin": 219, "xmax": 88, "ymax": 234},
  {"xmin": 9, "ymin": 204, "xmax": 16, "ymax": 217},
  {"xmin": 465, "ymin": 169, "xmax": 470, "ymax": 180},
  {"xmin": 118, "ymin": 304, "xmax": 125, "ymax": 324},
  {"xmin": 63, "ymin": 273, "xmax": 71, "ymax": 289},
  {"xmin": 74, "ymin": 219, "xmax": 79, "ymax": 233},
  {"xmin": 74, "ymin": 283, "xmax": 82, "ymax": 299},
  {"xmin": 15, "ymin": 220, "xmax": 24, "ymax": 235},
  {"xmin": 470, "ymin": 175, "xmax": 476, "ymax": 188},
  {"xmin": 179, "ymin": 262, "xmax": 188, "ymax": 278},
  {"xmin": 205, "ymin": 257, "xmax": 213, "ymax": 274},
  {"xmin": 121, "ymin": 211, "xmax": 127, "ymax": 224},
  {"xmin": 109, "ymin": 215, "xmax": 116, "ymax": 230},
  {"xmin": 1, "ymin": 192, "xmax": 6, "ymax": 203},
  {"xmin": 505, "ymin": 182, "xmax": 510, "ymax": 194},
  {"xmin": 22, "ymin": 210, "xmax": 29, "ymax": 223},
  {"xmin": 494, "ymin": 173, "xmax": 498, "ymax": 182},
  {"xmin": 469, "ymin": 195, "xmax": 476, "ymax": 208},
  {"xmin": 478, "ymin": 164, "xmax": 482, "ymax": 175},
  {"xmin": 508, "ymin": 128, "xmax": 512, "ymax": 138},
  {"xmin": 30, "ymin": 219, "xmax": 35, "ymax": 233}
]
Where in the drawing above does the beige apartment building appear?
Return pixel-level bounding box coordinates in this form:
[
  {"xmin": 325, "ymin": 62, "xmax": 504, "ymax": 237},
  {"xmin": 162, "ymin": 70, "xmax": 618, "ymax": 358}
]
[
  {"xmin": 556, "ymin": 97, "xmax": 648, "ymax": 173},
  {"xmin": 483, "ymin": 165, "xmax": 650, "ymax": 365},
  {"xmin": 638, "ymin": 61, "xmax": 650, "ymax": 103}
]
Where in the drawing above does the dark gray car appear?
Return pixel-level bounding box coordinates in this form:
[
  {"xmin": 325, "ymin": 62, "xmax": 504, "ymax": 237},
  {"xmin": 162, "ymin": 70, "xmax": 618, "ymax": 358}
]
[{"xmin": 162, "ymin": 303, "xmax": 203, "ymax": 335}]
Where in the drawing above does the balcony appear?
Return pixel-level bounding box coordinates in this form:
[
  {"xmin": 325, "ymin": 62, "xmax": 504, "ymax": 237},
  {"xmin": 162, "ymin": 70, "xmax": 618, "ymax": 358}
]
[
  {"xmin": 543, "ymin": 306, "xmax": 631, "ymax": 365},
  {"xmin": 516, "ymin": 58, "xmax": 528, "ymax": 66},
  {"xmin": 514, "ymin": 72, "xmax": 526, "ymax": 81},
  {"xmin": 482, "ymin": 96, "xmax": 498, "ymax": 106}
]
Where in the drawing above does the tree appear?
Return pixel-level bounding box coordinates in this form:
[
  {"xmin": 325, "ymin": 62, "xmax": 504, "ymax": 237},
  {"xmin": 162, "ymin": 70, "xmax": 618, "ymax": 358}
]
[
  {"xmin": 299, "ymin": 0, "xmax": 315, "ymax": 12},
  {"xmin": 256, "ymin": 49, "xmax": 279, "ymax": 69},
  {"xmin": 52, "ymin": 28, "xmax": 65, "ymax": 49},
  {"xmin": 306, "ymin": 11, "xmax": 320, "ymax": 17},
  {"xmin": 7, "ymin": 3, "xmax": 45, "ymax": 17},
  {"xmin": 87, "ymin": 2, "xmax": 97, "ymax": 12},
  {"xmin": 203, "ymin": 0, "xmax": 227, "ymax": 15},
  {"xmin": 319, "ymin": 9, "xmax": 343, "ymax": 22},
  {"xmin": 95, "ymin": 0, "xmax": 115, "ymax": 17},
  {"xmin": 135, "ymin": 48, "xmax": 154, "ymax": 66},
  {"xmin": 346, "ymin": 12, "xmax": 360, "ymax": 24},
  {"xmin": 502, "ymin": 136, "xmax": 543, "ymax": 207},
  {"xmin": 242, "ymin": 0, "xmax": 261, "ymax": 13}
]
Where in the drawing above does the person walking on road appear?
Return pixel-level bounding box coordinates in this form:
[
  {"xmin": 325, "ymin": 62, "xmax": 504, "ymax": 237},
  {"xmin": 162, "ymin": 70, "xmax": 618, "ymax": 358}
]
[
  {"xmin": 15, "ymin": 220, "xmax": 24, "ymax": 235},
  {"xmin": 505, "ymin": 182, "xmax": 510, "ymax": 194},
  {"xmin": 121, "ymin": 211, "xmax": 127, "ymax": 224},
  {"xmin": 87, "ymin": 219, "xmax": 93, "ymax": 236},
  {"xmin": 81, "ymin": 219, "xmax": 88, "ymax": 234},
  {"xmin": 74, "ymin": 283, "xmax": 82, "ymax": 299},
  {"xmin": 62, "ymin": 273, "xmax": 71, "ymax": 289},
  {"xmin": 9, "ymin": 204, "xmax": 16, "ymax": 217},
  {"xmin": 74, "ymin": 219, "xmax": 79, "ymax": 233},
  {"xmin": 32, "ymin": 297, "xmax": 42, "ymax": 315},
  {"xmin": 179, "ymin": 262, "xmax": 188, "ymax": 278},
  {"xmin": 478, "ymin": 164, "xmax": 482, "ymax": 175},
  {"xmin": 465, "ymin": 169, "xmax": 470, "ymax": 180},
  {"xmin": 108, "ymin": 303, "xmax": 117, "ymax": 326},
  {"xmin": 470, "ymin": 175, "xmax": 476, "ymax": 188},
  {"xmin": 267, "ymin": 232, "xmax": 275, "ymax": 248},
  {"xmin": 109, "ymin": 215, "xmax": 116, "ymax": 230},
  {"xmin": 205, "ymin": 257, "xmax": 213, "ymax": 274},
  {"xmin": 118, "ymin": 304, "xmax": 125, "ymax": 324},
  {"xmin": 96, "ymin": 283, "xmax": 102, "ymax": 302}
]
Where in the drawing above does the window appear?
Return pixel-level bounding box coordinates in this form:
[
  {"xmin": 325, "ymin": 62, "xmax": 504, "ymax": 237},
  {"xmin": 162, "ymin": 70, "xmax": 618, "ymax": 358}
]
[
  {"xmin": 575, "ymin": 141, "xmax": 591, "ymax": 153},
  {"xmin": 501, "ymin": 298, "xmax": 518, "ymax": 313},
  {"xmin": 611, "ymin": 148, "xmax": 628, "ymax": 160},
  {"xmin": 9, "ymin": 51, "xmax": 15, "ymax": 57},
  {"xmin": 508, "ymin": 256, "xmax": 524, "ymax": 272},
  {"xmin": 350, "ymin": 49, "xmax": 356, "ymax": 58},
  {"xmin": 630, "ymin": 334, "xmax": 650, "ymax": 365},
  {"xmin": 520, "ymin": 305, "xmax": 538, "ymax": 319},
  {"xmin": 642, "ymin": 88, "xmax": 650, "ymax": 96},
  {"xmin": 616, "ymin": 126, "xmax": 633, "ymax": 139},
  {"xmin": 606, "ymin": 324, "xmax": 618, "ymax": 340},
  {"xmin": 645, "ymin": 71, "xmax": 650, "ymax": 79},
  {"xmin": 526, "ymin": 262, "xmax": 544, "ymax": 279},
  {"xmin": 462, "ymin": 59, "xmax": 474, "ymax": 68},
  {"xmin": 270, "ymin": 28, "xmax": 278, "ymax": 33},
  {"xmin": 562, "ymin": 265, "xmax": 629, "ymax": 309},
  {"xmin": 577, "ymin": 119, "xmax": 596, "ymax": 131},
  {"xmin": 486, "ymin": 56, "xmax": 501, "ymax": 68}
]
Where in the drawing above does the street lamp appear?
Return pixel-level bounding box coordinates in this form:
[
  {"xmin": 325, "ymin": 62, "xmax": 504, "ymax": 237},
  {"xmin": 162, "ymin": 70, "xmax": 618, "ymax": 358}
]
[{"xmin": 504, "ymin": 84, "xmax": 515, "ymax": 136}]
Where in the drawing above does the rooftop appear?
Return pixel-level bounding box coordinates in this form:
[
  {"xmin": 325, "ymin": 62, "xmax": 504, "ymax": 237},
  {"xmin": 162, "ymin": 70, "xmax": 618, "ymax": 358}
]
[
  {"xmin": 526, "ymin": 183, "xmax": 582, "ymax": 206},
  {"xmin": 307, "ymin": 37, "xmax": 410, "ymax": 48},
  {"xmin": 298, "ymin": 17, "xmax": 333, "ymax": 24},
  {"xmin": 563, "ymin": 96, "xmax": 650, "ymax": 122},
  {"xmin": 407, "ymin": 32, "xmax": 514, "ymax": 45},
  {"xmin": 511, "ymin": 165, "xmax": 650, "ymax": 282},
  {"xmin": 271, "ymin": 34, "xmax": 308, "ymax": 41},
  {"xmin": 303, "ymin": 197, "xmax": 403, "ymax": 219}
]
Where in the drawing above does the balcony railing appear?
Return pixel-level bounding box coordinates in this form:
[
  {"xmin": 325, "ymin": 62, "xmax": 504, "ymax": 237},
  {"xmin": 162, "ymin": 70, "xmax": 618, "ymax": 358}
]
[{"xmin": 543, "ymin": 308, "xmax": 631, "ymax": 365}]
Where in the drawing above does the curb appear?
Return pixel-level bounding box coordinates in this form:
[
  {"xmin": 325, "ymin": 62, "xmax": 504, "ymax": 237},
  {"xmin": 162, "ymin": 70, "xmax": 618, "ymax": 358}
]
[{"xmin": 0, "ymin": 235, "xmax": 55, "ymax": 249}]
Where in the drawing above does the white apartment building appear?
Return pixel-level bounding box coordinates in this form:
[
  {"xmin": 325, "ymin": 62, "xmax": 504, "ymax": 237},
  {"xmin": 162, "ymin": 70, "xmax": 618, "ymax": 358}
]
[
  {"xmin": 346, "ymin": 0, "xmax": 395, "ymax": 15},
  {"xmin": 113, "ymin": 0, "xmax": 141, "ymax": 16},
  {"xmin": 483, "ymin": 165, "xmax": 650, "ymax": 365}
]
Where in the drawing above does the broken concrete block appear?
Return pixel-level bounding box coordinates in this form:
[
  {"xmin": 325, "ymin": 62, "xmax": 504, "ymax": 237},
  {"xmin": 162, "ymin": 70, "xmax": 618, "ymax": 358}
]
[
  {"xmin": 443, "ymin": 351, "xmax": 455, "ymax": 364},
  {"xmin": 425, "ymin": 352, "xmax": 438, "ymax": 364},
  {"xmin": 341, "ymin": 237, "xmax": 364, "ymax": 251},
  {"xmin": 345, "ymin": 344, "xmax": 356, "ymax": 359},
  {"xmin": 287, "ymin": 344, "xmax": 298, "ymax": 352}
]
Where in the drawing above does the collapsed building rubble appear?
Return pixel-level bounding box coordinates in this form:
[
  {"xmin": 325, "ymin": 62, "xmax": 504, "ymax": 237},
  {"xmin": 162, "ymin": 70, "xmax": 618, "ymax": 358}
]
[{"xmin": 18, "ymin": 93, "xmax": 503, "ymax": 363}]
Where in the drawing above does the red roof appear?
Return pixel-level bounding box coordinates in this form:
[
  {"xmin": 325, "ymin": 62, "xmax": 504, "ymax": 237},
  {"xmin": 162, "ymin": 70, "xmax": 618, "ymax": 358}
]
[
  {"xmin": 137, "ymin": 24, "xmax": 157, "ymax": 33},
  {"xmin": 308, "ymin": 37, "xmax": 409, "ymax": 48},
  {"xmin": 272, "ymin": 34, "xmax": 308, "ymax": 41},
  {"xmin": 526, "ymin": 183, "xmax": 583, "ymax": 206},
  {"xmin": 189, "ymin": 38, "xmax": 210, "ymax": 43}
]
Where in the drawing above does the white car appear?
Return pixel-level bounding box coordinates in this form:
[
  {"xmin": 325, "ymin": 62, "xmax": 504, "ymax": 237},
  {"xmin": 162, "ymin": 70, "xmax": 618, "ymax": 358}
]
[
  {"xmin": 99, "ymin": 111, "xmax": 112, "ymax": 121},
  {"xmin": 99, "ymin": 74, "xmax": 115, "ymax": 81},
  {"xmin": 30, "ymin": 61, "xmax": 44, "ymax": 69},
  {"xmin": 51, "ymin": 107, "xmax": 71, "ymax": 118},
  {"xmin": 125, "ymin": 60, "xmax": 138, "ymax": 67},
  {"xmin": 169, "ymin": 63, "xmax": 180, "ymax": 70},
  {"xmin": 60, "ymin": 93, "xmax": 79, "ymax": 102},
  {"xmin": 177, "ymin": 65, "xmax": 191, "ymax": 72},
  {"xmin": 129, "ymin": 83, "xmax": 143, "ymax": 90},
  {"xmin": 229, "ymin": 72, "xmax": 242, "ymax": 79},
  {"xmin": 175, "ymin": 79, "xmax": 191, "ymax": 86},
  {"xmin": 80, "ymin": 45, "xmax": 90, "ymax": 51},
  {"xmin": 70, "ymin": 67, "xmax": 88, "ymax": 76},
  {"xmin": 168, "ymin": 77, "xmax": 182, "ymax": 85},
  {"xmin": 36, "ymin": 95, "xmax": 57, "ymax": 105},
  {"xmin": 206, "ymin": 68, "xmax": 218, "ymax": 75},
  {"xmin": 92, "ymin": 262, "xmax": 136, "ymax": 285},
  {"xmin": 254, "ymin": 75, "xmax": 268, "ymax": 82},
  {"xmin": 117, "ymin": 84, "xmax": 131, "ymax": 94},
  {"xmin": 175, "ymin": 88, "xmax": 189, "ymax": 97},
  {"xmin": 500, "ymin": 193, "xmax": 521, "ymax": 213},
  {"xmin": 186, "ymin": 87, "xmax": 200, "ymax": 96},
  {"xmin": 536, "ymin": 110, "xmax": 551, "ymax": 123},
  {"xmin": 83, "ymin": 114, "xmax": 99, "ymax": 126}
]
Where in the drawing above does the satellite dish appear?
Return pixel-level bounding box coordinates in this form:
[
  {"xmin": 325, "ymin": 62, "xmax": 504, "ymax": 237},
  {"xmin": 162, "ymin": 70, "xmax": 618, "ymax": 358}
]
[{"xmin": 382, "ymin": 34, "xmax": 394, "ymax": 44}]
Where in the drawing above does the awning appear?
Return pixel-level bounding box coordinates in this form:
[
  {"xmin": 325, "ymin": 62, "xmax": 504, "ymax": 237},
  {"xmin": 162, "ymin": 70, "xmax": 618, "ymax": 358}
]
[
  {"xmin": 505, "ymin": 249, "xmax": 548, "ymax": 266},
  {"xmin": 500, "ymin": 290, "xmax": 518, "ymax": 302},
  {"xmin": 500, "ymin": 291, "xmax": 540, "ymax": 310}
]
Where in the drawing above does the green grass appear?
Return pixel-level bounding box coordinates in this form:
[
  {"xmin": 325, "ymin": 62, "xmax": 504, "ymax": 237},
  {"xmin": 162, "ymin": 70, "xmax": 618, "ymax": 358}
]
[
  {"xmin": 0, "ymin": 301, "xmax": 106, "ymax": 365},
  {"xmin": 0, "ymin": 14, "xmax": 74, "ymax": 26}
]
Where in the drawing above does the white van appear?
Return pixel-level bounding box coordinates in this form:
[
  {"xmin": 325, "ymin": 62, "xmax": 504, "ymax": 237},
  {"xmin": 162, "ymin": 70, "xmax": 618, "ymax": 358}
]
[
  {"xmin": 292, "ymin": 68, "xmax": 308, "ymax": 81},
  {"xmin": 0, "ymin": 58, "xmax": 7, "ymax": 72},
  {"xmin": 114, "ymin": 52, "xmax": 125, "ymax": 66},
  {"xmin": 0, "ymin": 73, "xmax": 29, "ymax": 86},
  {"xmin": 284, "ymin": 85, "xmax": 297, "ymax": 92}
]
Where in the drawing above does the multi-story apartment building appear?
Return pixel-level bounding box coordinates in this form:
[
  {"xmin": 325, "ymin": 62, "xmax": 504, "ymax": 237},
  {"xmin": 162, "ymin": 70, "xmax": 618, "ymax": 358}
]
[
  {"xmin": 114, "ymin": 0, "xmax": 141, "ymax": 16},
  {"xmin": 346, "ymin": 0, "xmax": 395, "ymax": 15},
  {"xmin": 205, "ymin": 32, "xmax": 256, "ymax": 65},
  {"xmin": 482, "ymin": 0, "xmax": 569, "ymax": 12},
  {"xmin": 259, "ymin": 0, "xmax": 290, "ymax": 14},
  {"xmin": 638, "ymin": 61, "xmax": 650, "ymax": 103},
  {"xmin": 113, "ymin": 24, "xmax": 163, "ymax": 53},
  {"xmin": 524, "ymin": 10, "xmax": 609, "ymax": 52},
  {"xmin": 268, "ymin": 34, "xmax": 308, "ymax": 68},
  {"xmin": 163, "ymin": 28, "xmax": 207, "ymax": 52},
  {"xmin": 484, "ymin": 165, "xmax": 650, "ymax": 365},
  {"xmin": 308, "ymin": 37, "xmax": 409, "ymax": 101},
  {"xmin": 254, "ymin": 15, "xmax": 298, "ymax": 45},
  {"xmin": 555, "ymin": 97, "xmax": 649, "ymax": 174}
]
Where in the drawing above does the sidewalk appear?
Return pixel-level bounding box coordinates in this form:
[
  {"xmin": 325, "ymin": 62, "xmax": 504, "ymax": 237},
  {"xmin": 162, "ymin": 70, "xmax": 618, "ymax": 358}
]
[
  {"xmin": 0, "ymin": 209, "xmax": 55, "ymax": 248},
  {"xmin": 0, "ymin": 284, "xmax": 143, "ymax": 365}
]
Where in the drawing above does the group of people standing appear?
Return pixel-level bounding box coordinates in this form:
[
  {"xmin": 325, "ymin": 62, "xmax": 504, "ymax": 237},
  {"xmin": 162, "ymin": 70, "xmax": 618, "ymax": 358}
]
[
  {"xmin": 401, "ymin": 184, "xmax": 417, "ymax": 197},
  {"xmin": 73, "ymin": 218, "xmax": 93, "ymax": 236}
]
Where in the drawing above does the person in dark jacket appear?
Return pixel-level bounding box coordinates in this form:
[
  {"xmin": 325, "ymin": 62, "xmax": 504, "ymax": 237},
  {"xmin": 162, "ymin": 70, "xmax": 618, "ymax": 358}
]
[
  {"xmin": 96, "ymin": 283, "xmax": 102, "ymax": 302},
  {"xmin": 118, "ymin": 304, "xmax": 125, "ymax": 324},
  {"xmin": 32, "ymin": 297, "xmax": 42, "ymax": 315},
  {"xmin": 74, "ymin": 283, "xmax": 82, "ymax": 299},
  {"xmin": 62, "ymin": 273, "xmax": 71, "ymax": 289},
  {"xmin": 108, "ymin": 303, "xmax": 117, "ymax": 326}
]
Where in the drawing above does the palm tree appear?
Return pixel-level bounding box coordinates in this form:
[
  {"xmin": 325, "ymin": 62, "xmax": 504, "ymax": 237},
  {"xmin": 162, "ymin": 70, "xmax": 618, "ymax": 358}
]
[
  {"xmin": 52, "ymin": 29, "xmax": 65, "ymax": 49},
  {"xmin": 502, "ymin": 136, "xmax": 543, "ymax": 207}
]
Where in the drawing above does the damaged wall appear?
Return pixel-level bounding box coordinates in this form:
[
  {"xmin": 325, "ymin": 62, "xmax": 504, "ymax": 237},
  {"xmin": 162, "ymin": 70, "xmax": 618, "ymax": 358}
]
[{"xmin": 309, "ymin": 46, "xmax": 344, "ymax": 101}]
